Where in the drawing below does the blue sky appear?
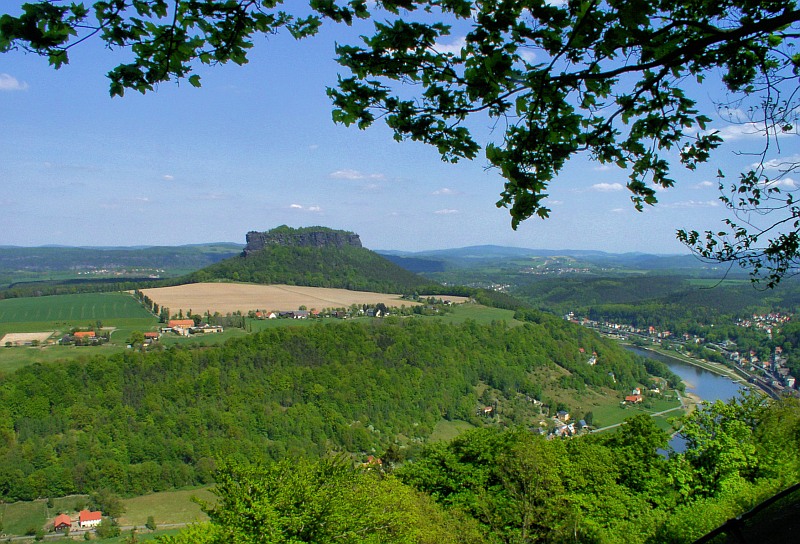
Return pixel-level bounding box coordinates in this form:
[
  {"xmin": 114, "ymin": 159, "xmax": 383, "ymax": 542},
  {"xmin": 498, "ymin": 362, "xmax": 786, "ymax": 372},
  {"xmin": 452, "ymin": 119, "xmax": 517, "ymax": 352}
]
[{"xmin": 1, "ymin": 7, "xmax": 796, "ymax": 254}]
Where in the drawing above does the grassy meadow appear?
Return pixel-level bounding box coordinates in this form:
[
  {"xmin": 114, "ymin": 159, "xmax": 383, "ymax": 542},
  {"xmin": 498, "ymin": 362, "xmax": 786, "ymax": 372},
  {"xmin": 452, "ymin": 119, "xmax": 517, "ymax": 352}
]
[
  {"xmin": 0, "ymin": 488, "xmax": 213, "ymax": 541},
  {"xmin": 0, "ymin": 292, "xmax": 152, "ymax": 324}
]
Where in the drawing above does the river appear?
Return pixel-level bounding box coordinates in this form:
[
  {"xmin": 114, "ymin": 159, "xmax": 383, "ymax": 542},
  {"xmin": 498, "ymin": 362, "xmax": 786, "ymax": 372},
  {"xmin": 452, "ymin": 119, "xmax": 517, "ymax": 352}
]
[{"xmin": 626, "ymin": 345, "xmax": 745, "ymax": 452}]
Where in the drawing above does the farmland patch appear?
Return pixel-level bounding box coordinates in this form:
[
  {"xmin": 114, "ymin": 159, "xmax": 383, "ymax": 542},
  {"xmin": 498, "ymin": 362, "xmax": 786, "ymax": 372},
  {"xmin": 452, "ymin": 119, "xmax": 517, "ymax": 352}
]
[
  {"xmin": 141, "ymin": 283, "xmax": 458, "ymax": 315},
  {"xmin": 0, "ymin": 332, "xmax": 54, "ymax": 345},
  {"xmin": 0, "ymin": 292, "xmax": 152, "ymax": 323}
]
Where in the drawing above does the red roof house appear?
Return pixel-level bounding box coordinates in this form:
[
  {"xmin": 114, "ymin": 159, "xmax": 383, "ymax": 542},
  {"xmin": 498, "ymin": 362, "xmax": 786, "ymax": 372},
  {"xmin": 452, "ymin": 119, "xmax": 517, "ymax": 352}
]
[
  {"xmin": 168, "ymin": 319, "xmax": 195, "ymax": 329},
  {"xmin": 79, "ymin": 510, "xmax": 102, "ymax": 528},
  {"xmin": 625, "ymin": 395, "xmax": 643, "ymax": 403},
  {"xmin": 73, "ymin": 331, "xmax": 96, "ymax": 338},
  {"xmin": 53, "ymin": 514, "xmax": 71, "ymax": 531}
]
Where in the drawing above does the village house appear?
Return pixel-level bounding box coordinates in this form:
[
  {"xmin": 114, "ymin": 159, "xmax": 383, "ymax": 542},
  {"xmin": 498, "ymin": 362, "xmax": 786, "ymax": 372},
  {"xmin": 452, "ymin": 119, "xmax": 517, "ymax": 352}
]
[
  {"xmin": 625, "ymin": 394, "xmax": 643, "ymax": 404},
  {"xmin": 78, "ymin": 510, "xmax": 102, "ymax": 528},
  {"xmin": 167, "ymin": 319, "xmax": 195, "ymax": 336},
  {"xmin": 190, "ymin": 323, "xmax": 224, "ymax": 334},
  {"xmin": 53, "ymin": 514, "xmax": 71, "ymax": 532}
]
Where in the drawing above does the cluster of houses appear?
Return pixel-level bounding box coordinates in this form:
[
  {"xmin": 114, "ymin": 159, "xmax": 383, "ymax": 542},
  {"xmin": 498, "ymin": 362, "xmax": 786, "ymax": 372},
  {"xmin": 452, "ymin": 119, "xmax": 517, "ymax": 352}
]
[
  {"xmin": 481, "ymin": 399, "xmax": 590, "ymax": 439},
  {"xmin": 728, "ymin": 346, "xmax": 797, "ymax": 391},
  {"xmin": 544, "ymin": 410, "xmax": 589, "ymax": 438},
  {"xmin": 623, "ymin": 386, "xmax": 658, "ymax": 405},
  {"xmin": 566, "ymin": 311, "xmax": 799, "ymax": 394},
  {"xmin": 254, "ymin": 310, "xmax": 317, "ymax": 320},
  {"xmin": 53, "ymin": 510, "xmax": 102, "ymax": 532},
  {"xmin": 59, "ymin": 330, "xmax": 109, "ymax": 346},
  {"xmin": 736, "ymin": 312, "xmax": 792, "ymax": 337},
  {"xmin": 252, "ymin": 307, "xmax": 391, "ymax": 320},
  {"xmin": 160, "ymin": 319, "xmax": 224, "ymax": 337}
]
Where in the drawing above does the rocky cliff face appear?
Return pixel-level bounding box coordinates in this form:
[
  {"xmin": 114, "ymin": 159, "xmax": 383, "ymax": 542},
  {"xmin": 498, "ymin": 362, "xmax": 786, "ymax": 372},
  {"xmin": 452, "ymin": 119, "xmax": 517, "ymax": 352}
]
[{"xmin": 244, "ymin": 227, "xmax": 362, "ymax": 255}]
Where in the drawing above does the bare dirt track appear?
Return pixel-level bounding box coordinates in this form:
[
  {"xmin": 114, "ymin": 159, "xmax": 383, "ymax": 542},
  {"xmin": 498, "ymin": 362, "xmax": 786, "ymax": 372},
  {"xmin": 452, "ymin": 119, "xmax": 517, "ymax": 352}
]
[
  {"xmin": 140, "ymin": 283, "xmax": 427, "ymax": 315},
  {"xmin": 0, "ymin": 332, "xmax": 54, "ymax": 345}
]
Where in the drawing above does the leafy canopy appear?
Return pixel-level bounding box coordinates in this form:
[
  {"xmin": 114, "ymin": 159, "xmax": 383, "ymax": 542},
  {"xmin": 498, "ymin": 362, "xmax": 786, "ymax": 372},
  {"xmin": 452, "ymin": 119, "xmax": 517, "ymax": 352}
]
[{"xmin": 3, "ymin": 1, "xmax": 800, "ymax": 283}]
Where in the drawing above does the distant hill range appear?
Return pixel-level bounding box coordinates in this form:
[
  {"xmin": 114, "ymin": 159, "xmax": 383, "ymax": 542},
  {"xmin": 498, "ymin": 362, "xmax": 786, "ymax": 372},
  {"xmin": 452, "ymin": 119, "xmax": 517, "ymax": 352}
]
[
  {"xmin": 0, "ymin": 243, "xmax": 243, "ymax": 274},
  {"xmin": 377, "ymin": 244, "xmax": 727, "ymax": 275},
  {"xmin": 189, "ymin": 226, "xmax": 435, "ymax": 294},
  {"xmin": 0, "ymin": 236, "xmax": 735, "ymax": 295}
]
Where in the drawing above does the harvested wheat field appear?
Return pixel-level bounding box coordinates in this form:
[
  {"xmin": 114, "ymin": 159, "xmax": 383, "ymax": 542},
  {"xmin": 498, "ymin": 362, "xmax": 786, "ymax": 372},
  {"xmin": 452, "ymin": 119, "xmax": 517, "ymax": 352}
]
[{"xmin": 141, "ymin": 283, "xmax": 441, "ymax": 315}]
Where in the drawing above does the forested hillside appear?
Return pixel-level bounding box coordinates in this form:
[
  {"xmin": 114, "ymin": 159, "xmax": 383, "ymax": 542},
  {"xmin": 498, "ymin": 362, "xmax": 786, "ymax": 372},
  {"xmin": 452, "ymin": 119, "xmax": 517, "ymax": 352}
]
[
  {"xmin": 0, "ymin": 316, "xmax": 658, "ymax": 501},
  {"xmin": 516, "ymin": 276, "xmax": 800, "ymax": 323},
  {"xmin": 158, "ymin": 396, "xmax": 800, "ymax": 544},
  {"xmin": 188, "ymin": 244, "xmax": 437, "ymax": 293}
]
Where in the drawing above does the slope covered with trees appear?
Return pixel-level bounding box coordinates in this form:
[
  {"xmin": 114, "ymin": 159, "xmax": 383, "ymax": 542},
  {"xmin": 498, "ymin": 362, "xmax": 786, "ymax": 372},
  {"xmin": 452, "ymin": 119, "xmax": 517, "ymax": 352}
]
[
  {"xmin": 0, "ymin": 316, "xmax": 659, "ymax": 501},
  {"xmin": 157, "ymin": 395, "xmax": 800, "ymax": 544},
  {"xmin": 188, "ymin": 243, "xmax": 437, "ymax": 294}
]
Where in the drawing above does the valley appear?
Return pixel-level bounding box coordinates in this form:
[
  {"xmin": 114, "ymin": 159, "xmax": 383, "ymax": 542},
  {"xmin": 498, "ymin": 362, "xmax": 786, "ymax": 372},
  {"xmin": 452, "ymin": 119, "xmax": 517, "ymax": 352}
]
[{"xmin": 0, "ymin": 227, "xmax": 797, "ymax": 543}]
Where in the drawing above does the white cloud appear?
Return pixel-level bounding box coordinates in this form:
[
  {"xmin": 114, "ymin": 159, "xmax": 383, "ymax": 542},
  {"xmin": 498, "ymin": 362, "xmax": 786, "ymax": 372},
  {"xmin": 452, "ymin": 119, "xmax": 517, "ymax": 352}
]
[
  {"xmin": 434, "ymin": 209, "xmax": 459, "ymax": 215},
  {"xmin": 757, "ymin": 155, "xmax": 800, "ymax": 171},
  {"xmin": 713, "ymin": 123, "xmax": 764, "ymax": 140},
  {"xmin": 190, "ymin": 192, "xmax": 227, "ymax": 201},
  {"xmin": 591, "ymin": 182, "xmax": 625, "ymax": 192},
  {"xmin": 329, "ymin": 169, "xmax": 385, "ymax": 181},
  {"xmin": 592, "ymin": 164, "xmax": 612, "ymax": 172},
  {"xmin": 664, "ymin": 200, "xmax": 720, "ymax": 208},
  {"xmin": 695, "ymin": 180, "xmax": 715, "ymax": 188},
  {"xmin": 611, "ymin": 208, "xmax": 625, "ymax": 213},
  {"xmin": 432, "ymin": 187, "xmax": 459, "ymax": 195},
  {"xmin": 764, "ymin": 177, "xmax": 797, "ymax": 189},
  {"xmin": 289, "ymin": 204, "xmax": 322, "ymax": 212},
  {"xmin": 518, "ymin": 49, "xmax": 537, "ymax": 63},
  {"xmin": 433, "ymin": 37, "xmax": 466, "ymax": 56},
  {"xmin": 162, "ymin": 174, "xmax": 175, "ymax": 181},
  {"xmin": 712, "ymin": 121, "xmax": 796, "ymax": 141},
  {"xmin": 0, "ymin": 73, "xmax": 28, "ymax": 91},
  {"xmin": 308, "ymin": 144, "xmax": 319, "ymax": 151}
]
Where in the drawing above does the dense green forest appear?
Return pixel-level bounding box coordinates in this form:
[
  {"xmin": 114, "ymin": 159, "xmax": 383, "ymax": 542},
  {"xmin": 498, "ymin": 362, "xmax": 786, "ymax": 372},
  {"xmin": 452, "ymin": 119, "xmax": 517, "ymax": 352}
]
[
  {"xmin": 0, "ymin": 316, "xmax": 667, "ymax": 501},
  {"xmin": 188, "ymin": 244, "xmax": 438, "ymax": 293},
  {"xmin": 158, "ymin": 396, "xmax": 800, "ymax": 543}
]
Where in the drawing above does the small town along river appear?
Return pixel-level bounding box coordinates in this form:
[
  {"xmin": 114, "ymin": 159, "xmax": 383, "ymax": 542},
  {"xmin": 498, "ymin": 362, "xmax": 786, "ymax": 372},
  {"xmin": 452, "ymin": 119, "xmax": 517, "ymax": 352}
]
[{"xmin": 626, "ymin": 346, "xmax": 745, "ymax": 452}]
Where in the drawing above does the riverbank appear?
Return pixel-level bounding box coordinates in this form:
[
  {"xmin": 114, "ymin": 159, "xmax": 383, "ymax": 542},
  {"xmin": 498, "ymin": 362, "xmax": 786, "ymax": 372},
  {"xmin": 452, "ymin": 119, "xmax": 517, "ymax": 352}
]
[{"xmin": 621, "ymin": 342, "xmax": 750, "ymax": 385}]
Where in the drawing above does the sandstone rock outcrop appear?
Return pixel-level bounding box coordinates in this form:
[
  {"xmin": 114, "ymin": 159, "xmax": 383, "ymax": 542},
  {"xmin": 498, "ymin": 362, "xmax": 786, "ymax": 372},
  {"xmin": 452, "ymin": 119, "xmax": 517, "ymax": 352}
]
[{"xmin": 244, "ymin": 227, "xmax": 362, "ymax": 255}]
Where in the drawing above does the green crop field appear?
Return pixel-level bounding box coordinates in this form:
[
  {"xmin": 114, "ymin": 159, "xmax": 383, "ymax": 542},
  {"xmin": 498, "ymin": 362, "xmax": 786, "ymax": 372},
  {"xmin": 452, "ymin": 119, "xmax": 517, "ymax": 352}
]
[
  {"xmin": 0, "ymin": 292, "xmax": 160, "ymax": 374},
  {"xmin": 0, "ymin": 292, "xmax": 152, "ymax": 324}
]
